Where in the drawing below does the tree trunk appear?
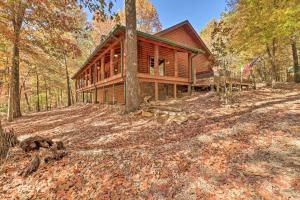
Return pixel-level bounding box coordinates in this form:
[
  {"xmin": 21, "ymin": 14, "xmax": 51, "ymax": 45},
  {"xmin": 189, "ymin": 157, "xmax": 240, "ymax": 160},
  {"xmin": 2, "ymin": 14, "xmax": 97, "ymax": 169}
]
[
  {"xmin": 71, "ymin": 89, "xmax": 74, "ymax": 105},
  {"xmin": 7, "ymin": 72, "xmax": 14, "ymax": 122},
  {"xmin": 291, "ymin": 39, "xmax": 300, "ymax": 82},
  {"xmin": 60, "ymin": 89, "xmax": 63, "ymax": 107},
  {"xmin": 45, "ymin": 88, "xmax": 48, "ymax": 111},
  {"xmin": 125, "ymin": 0, "xmax": 140, "ymax": 112},
  {"xmin": 44, "ymin": 78, "xmax": 48, "ymax": 111},
  {"xmin": 8, "ymin": 2, "xmax": 24, "ymax": 120},
  {"xmin": 23, "ymin": 81, "xmax": 31, "ymax": 111},
  {"xmin": 266, "ymin": 40, "xmax": 277, "ymax": 84},
  {"xmin": 49, "ymin": 88, "xmax": 52, "ymax": 110},
  {"xmin": 7, "ymin": 34, "xmax": 22, "ymax": 120},
  {"xmin": 55, "ymin": 93, "xmax": 58, "ymax": 108},
  {"xmin": 63, "ymin": 55, "xmax": 72, "ymax": 107},
  {"xmin": 36, "ymin": 70, "xmax": 40, "ymax": 112}
]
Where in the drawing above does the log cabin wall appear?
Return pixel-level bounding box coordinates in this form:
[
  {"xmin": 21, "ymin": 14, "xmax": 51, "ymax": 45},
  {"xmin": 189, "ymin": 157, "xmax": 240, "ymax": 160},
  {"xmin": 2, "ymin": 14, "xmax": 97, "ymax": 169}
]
[
  {"xmin": 97, "ymin": 88, "xmax": 103, "ymax": 104},
  {"xmin": 159, "ymin": 46, "xmax": 175, "ymax": 77},
  {"xmin": 138, "ymin": 40, "xmax": 154, "ymax": 74},
  {"xmin": 114, "ymin": 83, "xmax": 125, "ymax": 104},
  {"xmin": 178, "ymin": 52, "xmax": 189, "ymax": 78},
  {"xmin": 96, "ymin": 83, "xmax": 125, "ymax": 104},
  {"xmin": 137, "ymin": 39, "xmax": 187, "ymax": 78},
  {"xmin": 156, "ymin": 24, "xmax": 213, "ymax": 75},
  {"xmin": 158, "ymin": 26, "xmax": 199, "ymax": 48},
  {"xmin": 137, "ymin": 38, "xmax": 190, "ymax": 101}
]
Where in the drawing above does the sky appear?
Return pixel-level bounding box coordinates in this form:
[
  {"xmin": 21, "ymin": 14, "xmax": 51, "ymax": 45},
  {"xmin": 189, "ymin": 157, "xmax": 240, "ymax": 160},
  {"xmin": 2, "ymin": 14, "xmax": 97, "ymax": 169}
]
[{"xmin": 85, "ymin": 0, "xmax": 227, "ymax": 32}]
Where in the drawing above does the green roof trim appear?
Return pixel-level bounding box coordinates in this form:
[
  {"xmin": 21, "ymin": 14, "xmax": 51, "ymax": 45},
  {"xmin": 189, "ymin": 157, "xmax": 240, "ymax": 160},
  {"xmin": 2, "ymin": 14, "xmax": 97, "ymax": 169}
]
[{"xmin": 72, "ymin": 25, "xmax": 204, "ymax": 79}]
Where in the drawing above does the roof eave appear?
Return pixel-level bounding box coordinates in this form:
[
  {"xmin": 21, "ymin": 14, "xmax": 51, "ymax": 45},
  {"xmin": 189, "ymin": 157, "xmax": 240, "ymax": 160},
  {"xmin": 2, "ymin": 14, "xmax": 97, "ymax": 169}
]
[{"xmin": 71, "ymin": 25, "xmax": 124, "ymax": 79}]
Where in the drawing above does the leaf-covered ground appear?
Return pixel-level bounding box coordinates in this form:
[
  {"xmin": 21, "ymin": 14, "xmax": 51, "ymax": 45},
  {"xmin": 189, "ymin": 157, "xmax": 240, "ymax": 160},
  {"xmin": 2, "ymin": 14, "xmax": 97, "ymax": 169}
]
[{"xmin": 1, "ymin": 84, "xmax": 300, "ymax": 199}]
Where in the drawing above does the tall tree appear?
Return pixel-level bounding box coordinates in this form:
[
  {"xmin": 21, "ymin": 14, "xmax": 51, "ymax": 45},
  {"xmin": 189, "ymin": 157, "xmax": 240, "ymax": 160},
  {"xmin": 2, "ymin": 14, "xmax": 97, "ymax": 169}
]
[
  {"xmin": 0, "ymin": 0, "xmax": 82, "ymax": 121},
  {"xmin": 91, "ymin": 0, "xmax": 161, "ymax": 44},
  {"xmin": 80, "ymin": 0, "xmax": 141, "ymax": 112},
  {"xmin": 125, "ymin": 0, "xmax": 140, "ymax": 112},
  {"xmin": 291, "ymin": 37, "xmax": 300, "ymax": 82},
  {"xmin": 222, "ymin": 0, "xmax": 300, "ymax": 83},
  {"xmin": 63, "ymin": 53, "xmax": 72, "ymax": 107},
  {"xmin": 118, "ymin": 0, "xmax": 161, "ymax": 33},
  {"xmin": 6, "ymin": 0, "xmax": 25, "ymax": 119}
]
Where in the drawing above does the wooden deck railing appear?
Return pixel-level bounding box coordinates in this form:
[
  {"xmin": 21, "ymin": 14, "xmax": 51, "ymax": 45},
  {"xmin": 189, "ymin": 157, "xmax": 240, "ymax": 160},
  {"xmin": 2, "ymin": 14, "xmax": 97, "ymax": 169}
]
[
  {"xmin": 194, "ymin": 76, "xmax": 253, "ymax": 87},
  {"xmin": 76, "ymin": 73, "xmax": 123, "ymax": 92},
  {"xmin": 137, "ymin": 73, "xmax": 189, "ymax": 84}
]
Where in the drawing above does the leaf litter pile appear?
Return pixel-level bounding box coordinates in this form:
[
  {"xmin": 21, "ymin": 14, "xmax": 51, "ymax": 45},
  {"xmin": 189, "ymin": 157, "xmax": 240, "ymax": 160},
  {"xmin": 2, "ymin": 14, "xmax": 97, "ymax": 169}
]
[{"xmin": 0, "ymin": 83, "xmax": 300, "ymax": 199}]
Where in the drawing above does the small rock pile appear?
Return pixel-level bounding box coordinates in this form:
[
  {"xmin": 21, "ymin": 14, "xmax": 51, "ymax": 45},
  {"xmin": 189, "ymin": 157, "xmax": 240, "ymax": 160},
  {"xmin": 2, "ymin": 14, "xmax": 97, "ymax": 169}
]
[{"xmin": 134, "ymin": 96, "xmax": 202, "ymax": 124}]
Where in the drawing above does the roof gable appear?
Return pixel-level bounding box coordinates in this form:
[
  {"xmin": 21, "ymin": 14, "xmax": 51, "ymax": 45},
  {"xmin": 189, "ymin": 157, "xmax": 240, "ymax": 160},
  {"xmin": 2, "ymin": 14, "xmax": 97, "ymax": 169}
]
[{"xmin": 156, "ymin": 20, "xmax": 212, "ymax": 56}]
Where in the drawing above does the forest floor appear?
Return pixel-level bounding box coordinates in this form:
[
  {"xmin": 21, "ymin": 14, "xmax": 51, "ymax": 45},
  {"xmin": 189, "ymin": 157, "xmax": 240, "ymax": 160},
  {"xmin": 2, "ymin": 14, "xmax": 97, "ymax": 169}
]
[{"xmin": 1, "ymin": 83, "xmax": 300, "ymax": 200}]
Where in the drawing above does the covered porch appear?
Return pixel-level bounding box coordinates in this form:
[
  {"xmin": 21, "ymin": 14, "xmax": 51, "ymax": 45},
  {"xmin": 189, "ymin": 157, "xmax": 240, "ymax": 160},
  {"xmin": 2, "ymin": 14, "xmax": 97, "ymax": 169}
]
[{"xmin": 73, "ymin": 25, "xmax": 203, "ymax": 104}]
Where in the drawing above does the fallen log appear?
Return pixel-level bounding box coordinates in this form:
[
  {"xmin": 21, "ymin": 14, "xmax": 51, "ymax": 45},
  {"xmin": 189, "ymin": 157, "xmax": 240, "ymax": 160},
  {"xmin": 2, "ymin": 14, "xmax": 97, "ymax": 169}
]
[
  {"xmin": 18, "ymin": 156, "xmax": 40, "ymax": 177},
  {"xmin": 20, "ymin": 136, "xmax": 53, "ymax": 152},
  {"xmin": 44, "ymin": 149, "xmax": 67, "ymax": 163}
]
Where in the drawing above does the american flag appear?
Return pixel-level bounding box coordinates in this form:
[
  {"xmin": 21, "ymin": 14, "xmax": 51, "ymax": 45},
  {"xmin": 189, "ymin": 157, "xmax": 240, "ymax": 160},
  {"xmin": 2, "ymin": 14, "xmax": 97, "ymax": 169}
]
[{"xmin": 241, "ymin": 57, "xmax": 259, "ymax": 76}]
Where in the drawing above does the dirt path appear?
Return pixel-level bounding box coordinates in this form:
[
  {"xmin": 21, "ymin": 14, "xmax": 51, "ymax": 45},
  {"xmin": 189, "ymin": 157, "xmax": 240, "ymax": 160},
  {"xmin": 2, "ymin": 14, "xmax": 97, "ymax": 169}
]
[{"xmin": 1, "ymin": 84, "xmax": 300, "ymax": 199}]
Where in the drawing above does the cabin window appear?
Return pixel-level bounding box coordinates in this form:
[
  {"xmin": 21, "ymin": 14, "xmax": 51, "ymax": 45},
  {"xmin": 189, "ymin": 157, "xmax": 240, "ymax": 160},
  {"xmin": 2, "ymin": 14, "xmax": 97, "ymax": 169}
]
[
  {"xmin": 149, "ymin": 57, "xmax": 165, "ymax": 76},
  {"xmin": 149, "ymin": 57, "xmax": 155, "ymax": 75}
]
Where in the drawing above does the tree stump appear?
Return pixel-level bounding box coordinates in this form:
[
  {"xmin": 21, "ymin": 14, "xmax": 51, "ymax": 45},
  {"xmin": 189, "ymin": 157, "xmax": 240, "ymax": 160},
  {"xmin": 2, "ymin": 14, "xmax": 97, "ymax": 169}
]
[{"xmin": 0, "ymin": 121, "xmax": 9, "ymax": 160}]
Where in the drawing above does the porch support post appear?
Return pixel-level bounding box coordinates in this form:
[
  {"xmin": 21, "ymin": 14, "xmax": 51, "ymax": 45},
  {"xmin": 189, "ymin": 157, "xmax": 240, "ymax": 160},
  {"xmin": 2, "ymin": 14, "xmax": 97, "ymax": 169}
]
[
  {"xmin": 188, "ymin": 85, "xmax": 192, "ymax": 95},
  {"xmin": 83, "ymin": 72, "xmax": 85, "ymax": 87},
  {"xmin": 93, "ymin": 64, "xmax": 96, "ymax": 84},
  {"xmin": 121, "ymin": 39, "xmax": 125, "ymax": 76},
  {"xmin": 112, "ymin": 84, "xmax": 115, "ymax": 104},
  {"xmin": 85, "ymin": 71, "xmax": 88, "ymax": 86},
  {"xmin": 121, "ymin": 39, "xmax": 126, "ymax": 104},
  {"xmin": 89, "ymin": 66, "xmax": 92, "ymax": 85},
  {"xmin": 174, "ymin": 84, "xmax": 177, "ymax": 99},
  {"xmin": 174, "ymin": 50, "xmax": 178, "ymax": 77},
  {"xmin": 155, "ymin": 82, "xmax": 159, "ymax": 101},
  {"xmin": 188, "ymin": 53, "xmax": 192, "ymax": 95},
  {"xmin": 93, "ymin": 88, "xmax": 97, "ymax": 103},
  {"xmin": 110, "ymin": 48, "xmax": 114, "ymax": 77},
  {"xmin": 101, "ymin": 56, "xmax": 105, "ymax": 80},
  {"xmin": 154, "ymin": 45, "xmax": 159, "ymax": 76}
]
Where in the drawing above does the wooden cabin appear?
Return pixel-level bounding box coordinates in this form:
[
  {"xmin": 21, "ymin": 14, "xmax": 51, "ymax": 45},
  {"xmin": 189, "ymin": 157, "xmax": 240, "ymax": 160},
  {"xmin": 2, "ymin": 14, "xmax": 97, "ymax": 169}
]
[{"xmin": 72, "ymin": 20, "xmax": 214, "ymax": 104}]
